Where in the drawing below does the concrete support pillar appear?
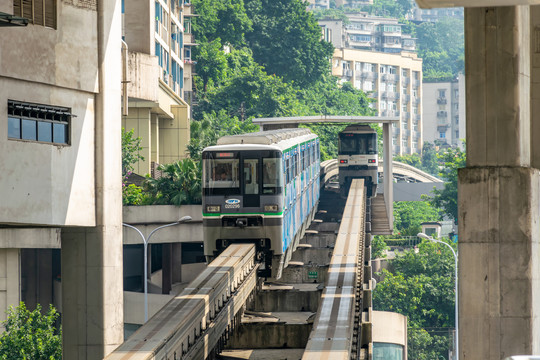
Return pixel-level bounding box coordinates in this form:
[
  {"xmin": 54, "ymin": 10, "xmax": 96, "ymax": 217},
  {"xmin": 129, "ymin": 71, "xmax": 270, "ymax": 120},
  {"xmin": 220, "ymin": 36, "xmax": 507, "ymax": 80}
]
[
  {"xmin": 162, "ymin": 243, "xmax": 172, "ymax": 294},
  {"xmin": 159, "ymin": 104, "xmax": 190, "ymax": 164},
  {"xmin": 460, "ymin": 6, "xmax": 540, "ymax": 359},
  {"xmin": 172, "ymin": 243, "xmax": 182, "ymax": 284},
  {"xmin": 122, "ymin": 108, "xmax": 152, "ymax": 175},
  {"xmin": 383, "ymin": 122, "xmax": 393, "ymax": 231},
  {"xmin": 61, "ymin": 0, "xmax": 124, "ymax": 358},
  {"xmin": 0, "ymin": 249, "xmax": 20, "ymax": 331}
]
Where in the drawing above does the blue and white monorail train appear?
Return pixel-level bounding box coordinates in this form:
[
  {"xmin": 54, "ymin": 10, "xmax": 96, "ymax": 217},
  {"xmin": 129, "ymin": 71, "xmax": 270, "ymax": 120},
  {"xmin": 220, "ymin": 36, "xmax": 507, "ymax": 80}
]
[
  {"xmin": 338, "ymin": 124, "xmax": 379, "ymax": 197},
  {"xmin": 202, "ymin": 128, "xmax": 320, "ymax": 279}
]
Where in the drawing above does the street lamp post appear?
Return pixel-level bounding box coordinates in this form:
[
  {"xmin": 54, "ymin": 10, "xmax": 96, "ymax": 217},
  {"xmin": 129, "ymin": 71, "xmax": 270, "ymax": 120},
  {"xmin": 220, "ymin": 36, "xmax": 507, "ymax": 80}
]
[
  {"xmin": 417, "ymin": 232, "xmax": 458, "ymax": 360},
  {"xmin": 123, "ymin": 215, "xmax": 192, "ymax": 322}
]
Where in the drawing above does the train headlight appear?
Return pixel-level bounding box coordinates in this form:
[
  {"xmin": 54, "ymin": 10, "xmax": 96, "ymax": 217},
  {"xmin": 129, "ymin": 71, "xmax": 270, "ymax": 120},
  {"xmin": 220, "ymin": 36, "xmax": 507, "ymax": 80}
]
[
  {"xmin": 206, "ymin": 205, "xmax": 221, "ymax": 213},
  {"xmin": 264, "ymin": 204, "xmax": 279, "ymax": 212}
]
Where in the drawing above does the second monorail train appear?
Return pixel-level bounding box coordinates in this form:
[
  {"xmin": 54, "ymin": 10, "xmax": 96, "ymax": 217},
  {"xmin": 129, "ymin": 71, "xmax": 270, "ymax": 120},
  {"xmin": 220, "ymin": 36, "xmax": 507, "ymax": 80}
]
[{"xmin": 338, "ymin": 124, "xmax": 378, "ymax": 197}]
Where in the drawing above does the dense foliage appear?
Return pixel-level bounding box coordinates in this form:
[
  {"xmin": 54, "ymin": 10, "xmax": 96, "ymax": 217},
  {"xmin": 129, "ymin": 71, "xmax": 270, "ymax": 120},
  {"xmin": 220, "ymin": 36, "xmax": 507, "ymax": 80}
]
[
  {"xmin": 122, "ymin": 128, "xmax": 144, "ymax": 177},
  {"xmin": 427, "ymin": 145, "xmax": 466, "ymax": 222},
  {"xmin": 244, "ymin": 0, "xmax": 334, "ymax": 87},
  {"xmin": 0, "ymin": 302, "xmax": 62, "ymax": 360},
  {"xmin": 190, "ymin": 0, "xmax": 374, "ymax": 162},
  {"xmin": 143, "ymin": 159, "xmax": 202, "ymax": 205},
  {"xmin": 374, "ymin": 239, "xmax": 457, "ymax": 359},
  {"xmin": 393, "ymin": 201, "xmax": 442, "ymax": 236}
]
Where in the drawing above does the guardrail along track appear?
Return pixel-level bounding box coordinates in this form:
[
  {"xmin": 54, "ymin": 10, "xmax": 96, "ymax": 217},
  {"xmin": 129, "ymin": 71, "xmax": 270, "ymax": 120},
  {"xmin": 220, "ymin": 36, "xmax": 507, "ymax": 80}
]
[
  {"xmin": 303, "ymin": 179, "xmax": 366, "ymax": 360},
  {"xmin": 105, "ymin": 244, "xmax": 257, "ymax": 360}
]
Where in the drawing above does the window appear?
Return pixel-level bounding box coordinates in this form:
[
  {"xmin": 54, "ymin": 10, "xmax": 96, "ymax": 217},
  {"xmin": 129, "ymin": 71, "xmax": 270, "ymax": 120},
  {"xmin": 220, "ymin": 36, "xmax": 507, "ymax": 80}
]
[
  {"xmin": 439, "ymin": 132, "xmax": 446, "ymax": 139},
  {"xmin": 184, "ymin": 46, "xmax": 191, "ymax": 60},
  {"xmin": 13, "ymin": 0, "xmax": 56, "ymax": 29},
  {"xmin": 438, "ymin": 89, "xmax": 446, "ymax": 98},
  {"xmin": 8, "ymin": 100, "xmax": 71, "ymax": 145}
]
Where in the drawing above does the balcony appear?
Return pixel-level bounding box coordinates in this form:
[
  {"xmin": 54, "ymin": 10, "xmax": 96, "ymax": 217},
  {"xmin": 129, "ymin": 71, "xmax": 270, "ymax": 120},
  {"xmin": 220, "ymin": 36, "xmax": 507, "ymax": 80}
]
[
  {"xmin": 437, "ymin": 98, "xmax": 447, "ymax": 105},
  {"xmin": 437, "ymin": 111, "xmax": 448, "ymax": 118},
  {"xmin": 343, "ymin": 69, "xmax": 353, "ymax": 77},
  {"xmin": 402, "ymin": 77, "xmax": 410, "ymax": 86},
  {"xmin": 127, "ymin": 51, "xmax": 159, "ymax": 102}
]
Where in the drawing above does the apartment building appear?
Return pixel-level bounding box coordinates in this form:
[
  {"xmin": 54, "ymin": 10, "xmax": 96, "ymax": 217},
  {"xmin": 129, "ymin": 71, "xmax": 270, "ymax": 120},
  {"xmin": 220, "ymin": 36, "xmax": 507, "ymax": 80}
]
[
  {"xmin": 320, "ymin": 14, "xmax": 416, "ymax": 54},
  {"xmin": 1, "ymin": 0, "xmax": 124, "ymax": 358},
  {"xmin": 408, "ymin": 6, "xmax": 464, "ymax": 22},
  {"xmin": 332, "ymin": 49, "xmax": 423, "ymax": 155},
  {"xmin": 335, "ymin": 0, "xmax": 373, "ymax": 7},
  {"xmin": 122, "ymin": 0, "xmax": 195, "ymax": 176},
  {"xmin": 306, "ymin": 0, "xmax": 330, "ymax": 10},
  {"xmin": 422, "ymin": 74, "xmax": 465, "ymax": 149}
]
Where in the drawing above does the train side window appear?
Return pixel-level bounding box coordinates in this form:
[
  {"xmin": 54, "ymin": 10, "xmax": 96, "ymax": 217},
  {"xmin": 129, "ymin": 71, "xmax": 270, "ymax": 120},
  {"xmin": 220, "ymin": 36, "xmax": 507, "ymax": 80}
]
[
  {"xmin": 263, "ymin": 158, "xmax": 281, "ymax": 194},
  {"xmin": 244, "ymin": 158, "xmax": 259, "ymax": 195}
]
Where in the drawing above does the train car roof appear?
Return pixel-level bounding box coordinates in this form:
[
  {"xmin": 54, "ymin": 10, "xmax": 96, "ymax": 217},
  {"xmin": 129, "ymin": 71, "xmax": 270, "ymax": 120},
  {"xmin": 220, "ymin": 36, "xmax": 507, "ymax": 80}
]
[
  {"xmin": 341, "ymin": 124, "xmax": 376, "ymax": 133},
  {"xmin": 216, "ymin": 128, "xmax": 314, "ymax": 146}
]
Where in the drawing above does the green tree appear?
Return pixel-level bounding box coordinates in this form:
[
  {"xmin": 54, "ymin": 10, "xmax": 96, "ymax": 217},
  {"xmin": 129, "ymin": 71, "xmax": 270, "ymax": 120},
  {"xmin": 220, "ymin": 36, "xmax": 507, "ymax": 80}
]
[
  {"xmin": 122, "ymin": 128, "xmax": 144, "ymax": 177},
  {"xmin": 0, "ymin": 302, "xmax": 61, "ymax": 360},
  {"xmin": 416, "ymin": 18, "xmax": 464, "ymax": 81},
  {"xmin": 244, "ymin": 0, "xmax": 334, "ymax": 87},
  {"xmin": 193, "ymin": 40, "xmax": 228, "ymax": 91},
  {"xmin": 393, "ymin": 153, "xmax": 422, "ymax": 168},
  {"xmin": 427, "ymin": 146, "xmax": 466, "ymax": 222},
  {"xmin": 191, "ymin": 0, "xmax": 252, "ymax": 47},
  {"xmin": 188, "ymin": 109, "xmax": 258, "ymax": 160},
  {"xmin": 421, "ymin": 142, "xmax": 439, "ymax": 176},
  {"xmin": 374, "ymin": 239, "xmax": 457, "ymax": 359},
  {"xmin": 194, "ymin": 49, "xmax": 306, "ymax": 121},
  {"xmin": 393, "ymin": 201, "xmax": 441, "ymax": 236},
  {"xmin": 298, "ymin": 76, "xmax": 374, "ymax": 116},
  {"xmin": 143, "ymin": 158, "xmax": 202, "ymax": 205},
  {"xmin": 372, "ymin": 235, "xmax": 389, "ymax": 259}
]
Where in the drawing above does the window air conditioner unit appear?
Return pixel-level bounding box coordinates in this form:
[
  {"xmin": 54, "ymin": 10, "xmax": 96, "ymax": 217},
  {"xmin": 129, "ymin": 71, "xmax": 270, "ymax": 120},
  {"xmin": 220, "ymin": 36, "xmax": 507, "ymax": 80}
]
[{"xmin": 415, "ymin": 0, "xmax": 540, "ymax": 8}]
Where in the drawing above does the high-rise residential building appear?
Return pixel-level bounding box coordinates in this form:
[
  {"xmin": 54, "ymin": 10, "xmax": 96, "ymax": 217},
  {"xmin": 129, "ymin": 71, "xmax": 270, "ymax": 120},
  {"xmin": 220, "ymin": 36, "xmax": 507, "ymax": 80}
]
[
  {"xmin": 1, "ymin": 0, "xmax": 124, "ymax": 357},
  {"xmin": 422, "ymin": 74, "xmax": 465, "ymax": 149},
  {"xmin": 332, "ymin": 49, "xmax": 423, "ymax": 155},
  {"xmin": 335, "ymin": 0, "xmax": 373, "ymax": 7},
  {"xmin": 320, "ymin": 14, "xmax": 416, "ymax": 54},
  {"xmin": 306, "ymin": 0, "xmax": 330, "ymax": 10},
  {"xmin": 407, "ymin": 6, "xmax": 464, "ymax": 22},
  {"xmin": 321, "ymin": 13, "xmax": 423, "ymax": 156},
  {"xmin": 122, "ymin": 0, "xmax": 196, "ymax": 176}
]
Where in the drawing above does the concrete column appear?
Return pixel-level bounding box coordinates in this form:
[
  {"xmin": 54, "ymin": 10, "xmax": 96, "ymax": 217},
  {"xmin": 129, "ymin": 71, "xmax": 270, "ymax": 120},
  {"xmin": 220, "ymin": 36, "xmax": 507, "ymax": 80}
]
[
  {"xmin": 61, "ymin": 0, "xmax": 124, "ymax": 358},
  {"xmin": 460, "ymin": 6, "xmax": 540, "ymax": 359},
  {"xmin": 172, "ymin": 243, "xmax": 182, "ymax": 284},
  {"xmin": 159, "ymin": 104, "xmax": 190, "ymax": 164},
  {"xmin": 162, "ymin": 243, "xmax": 172, "ymax": 294},
  {"xmin": 383, "ymin": 122, "xmax": 393, "ymax": 231},
  {"xmin": 122, "ymin": 108, "xmax": 152, "ymax": 175},
  {"xmin": 0, "ymin": 249, "xmax": 20, "ymax": 331}
]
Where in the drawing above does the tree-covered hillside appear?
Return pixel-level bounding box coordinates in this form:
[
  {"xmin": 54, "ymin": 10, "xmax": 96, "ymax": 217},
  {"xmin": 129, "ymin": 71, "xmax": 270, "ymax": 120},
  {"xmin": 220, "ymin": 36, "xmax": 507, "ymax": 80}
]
[{"xmin": 191, "ymin": 0, "xmax": 375, "ymax": 159}]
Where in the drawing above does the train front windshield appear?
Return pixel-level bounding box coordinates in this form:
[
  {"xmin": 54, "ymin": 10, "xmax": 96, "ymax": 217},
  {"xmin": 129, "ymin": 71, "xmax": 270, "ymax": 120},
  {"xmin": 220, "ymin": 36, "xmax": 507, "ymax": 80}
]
[
  {"xmin": 203, "ymin": 150, "xmax": 283, "ymax": 196},
  {"xmin": 339, "ymin": 133, "xmax": 378, "ymax": 155}
]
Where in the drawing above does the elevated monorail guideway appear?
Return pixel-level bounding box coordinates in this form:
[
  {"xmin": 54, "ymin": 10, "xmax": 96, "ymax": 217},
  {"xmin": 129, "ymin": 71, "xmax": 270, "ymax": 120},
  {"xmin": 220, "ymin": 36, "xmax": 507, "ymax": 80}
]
[
  {"xmin": 303, "ymin": 179, "xmax": 368, "ymax": 360},
  {"xmin": 105, "ymin": 244, "xmax": 257, "ymax": 360},
  {"xmin": 253, "ymin": 115, "xmax": 395, "ymax": 233}
]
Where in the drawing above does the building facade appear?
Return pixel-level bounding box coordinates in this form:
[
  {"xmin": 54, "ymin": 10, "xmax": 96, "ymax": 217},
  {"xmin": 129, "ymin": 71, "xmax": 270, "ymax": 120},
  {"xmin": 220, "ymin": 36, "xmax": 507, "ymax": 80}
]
[
  {"xmin": 332, "ymin": 48, "xmax": 423, "ymax": 155},
  {"xmin": 122, "ymin": 0, "xmax": 195, "ymax": 176},
  {"xmin": 320, "ymin": 14, "xmax": 416, "ymax": 54},
  {"xmin": 1, "ymin": 0, "xmax": 124, "ymax": 358},
  {"xmin": 407, "ymin": 6, "xmax": 464, "ymax": 22},
  {"xmin": 422, "ymin": 73, "xmax": 465, "ymax": 149},
  {"xmin": 335, "ymin": 0, "xmax": 373, "ymax": 7},
  {"xmin": 306, "ymin": 0, "xmax": 330, "ymax": 10}
]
